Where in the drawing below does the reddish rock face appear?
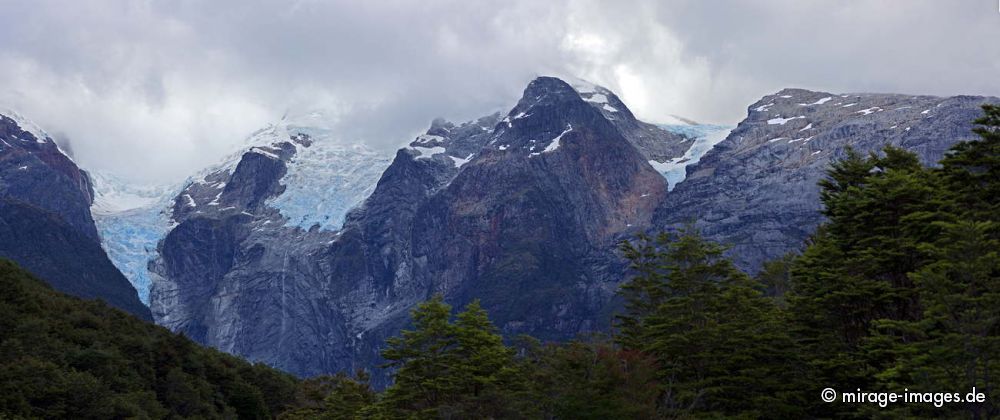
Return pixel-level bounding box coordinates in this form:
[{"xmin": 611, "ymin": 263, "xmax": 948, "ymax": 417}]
[{"xmin": 149, "ymin": 77, "xmax": 688, "ymax": 384}]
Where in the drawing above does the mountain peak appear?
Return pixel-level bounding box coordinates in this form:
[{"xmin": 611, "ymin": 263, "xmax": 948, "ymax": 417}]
[
  {"xmin": 513, "ymin": 77, "xmax": 587, "ymax": 112},
  {"xmin": 0, "ymin": 109, "xmax": 50, "ymax": 144}
]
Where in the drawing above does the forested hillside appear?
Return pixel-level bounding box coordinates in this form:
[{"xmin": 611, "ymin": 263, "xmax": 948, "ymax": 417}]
[{"xmin": 0, "ymin": 259, "xmax": 299, "ymax": 419}]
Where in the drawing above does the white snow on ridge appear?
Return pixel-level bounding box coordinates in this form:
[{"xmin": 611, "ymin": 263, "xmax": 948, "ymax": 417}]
[
  {"xmin": 449, "ymin": 154, "xmax": 474, "ymax": 167},
  {"xmin": 767, "ymin": 116, "xmax": 805, "ymax": 125},
  {"xmin": 1, "ymin": 108, "xmax": 49, "ymax": 143},
  {"xmin": 529, "ymin": 125, "xmax": 573, "ymax": 157},
  {"xmin": 410, "ymin": 145, "xmax": 446, "ymax": 159},
  {"xmin": 583, "ymin": 93, "xmax": 609, "ymax": 104},
  {"xmin": 93, "ymin": 114, "xmax": 394, "ymax": 302},
  {"xmin": 543, "ymin": 126, "xmax": 572, "ymax": 153},
  {"xmin": 755, "ymin": 102, "xmax": 775, "ymax": 112},
  {"xmin": 414, "ymin": 134, "xmax": 444, "ymax": 144},
  {"xmin": 251, "ymin": 147, "xmax": 281, "ymax": 160},
  {"xmin": 803, "ymin": 97, "xmax": 833, "ymax": 106}
]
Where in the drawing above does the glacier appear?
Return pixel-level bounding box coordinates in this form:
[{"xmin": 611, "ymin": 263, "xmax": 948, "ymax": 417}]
[
  {"xmin": 259, "ymin": 115, "xmax": 394, "ymax": 232},
  {"xmin": 92, "ymin": 115, "xmax": 393, "ymax": 301},
  {"xmin": 653, "ymin": 124, "xmax": 734, "ymax": 190},
  {"xmin": 91, "ymin": 172, "xmax": 177, "ymax": 304}
]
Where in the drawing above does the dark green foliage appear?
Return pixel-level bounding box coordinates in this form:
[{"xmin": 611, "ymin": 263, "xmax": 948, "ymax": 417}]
[
  {"xmin": 278, "ymin": 372, "xmax": 376, "ymax": 419},
  {"xmin": 788, "ymin": 145, "xmax": 943, "ymax": 399},
  {"xmin": 756, "ymin": 252, "xmax": 796, "ymax": 307},
  {"xmin": 618, "ymin": 227, "xmax": 809, "ymax": 418},
  {"xmin": 0, "ymin": 258, "xmax": 299, "ymax": 419},
  {"xmin": 788, "ymin": 105, "xmax": 1000, "ymax": 417},
  {"xmin": 521, "ymin": 336, "xmax": 660, "ymax": 419},
  {"xmin": 377, "ymin": 296, "xmax": 531, "ymax": 418},
  {"xmin": 868, "ymin": 220, "xmax": 1000, "ymax": 418},
  {"xmin": 938, "ymin": 104, "xmax": 1000, "ymax": 220}
]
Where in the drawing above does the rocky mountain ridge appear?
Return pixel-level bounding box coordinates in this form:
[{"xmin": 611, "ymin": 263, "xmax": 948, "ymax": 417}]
[
  {"xmin": 7, "ymin": 78, "xmax": 995, "ymax": 384},
  {"xmin": 147, "ymin": 77, "xmax": 694, "ymax": 381},
  {"xmin": 0, "ymin": 111, "xmax": 150, "ymax": 319},
  {"xmin": 656, "ymin": 88, "xmax": 999, "ymax": 272}
]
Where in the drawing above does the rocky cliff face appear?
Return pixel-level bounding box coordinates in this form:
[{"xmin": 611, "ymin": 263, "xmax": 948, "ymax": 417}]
[
  {"xmin": 149, "ymin": 77, "xmax": 692, "ymax": 381},
  {"xmin": 146, "ymin": 79, "xmax": 997, "ymax": 382},
  {"xmin": 655, "ymin": 89, "xmax": 998, "ymax": 273},
  {"xmin": 0, "ymin": 111, "xmax": 150, "ymax": 320}
]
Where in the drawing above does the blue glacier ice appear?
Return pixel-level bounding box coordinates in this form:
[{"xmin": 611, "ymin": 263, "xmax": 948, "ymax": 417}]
[
  {"xmin": 91, "ymin": 172, "xmax": 177, "ymax": 304},
  {"xmin": 91, "ymin": 116, "xmax": 394, "ymax": 301},
  {"xmin": 265, "ymin": 124, "xmax": 392, "ymax": 231},
  {"xmin": 652, "ymin": 124, "xmax": 734, "ymax": 190}
]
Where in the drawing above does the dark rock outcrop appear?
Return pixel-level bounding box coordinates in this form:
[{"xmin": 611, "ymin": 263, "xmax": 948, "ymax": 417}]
[
  {"xmin": 0, "ymin": 112, "xmax": 150, "ymax": 320},
  {"xmin": 148, "ymin": 79, "xmax": 998, "ymax": 385},
  {"xmin": 150, "ymin": 77, "xmax": 688, "ymax": 382}
]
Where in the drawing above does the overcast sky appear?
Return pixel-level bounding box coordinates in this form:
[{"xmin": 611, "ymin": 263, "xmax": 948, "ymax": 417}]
[{"xmin": 2, "ymin": 0, "xmax": 999, "ymax": 183}]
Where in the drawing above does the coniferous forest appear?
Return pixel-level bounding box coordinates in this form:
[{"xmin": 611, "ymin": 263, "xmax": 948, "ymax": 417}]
[{"xmin": 1, "ymin": 105, "xmax": 998, "ymax": 418}]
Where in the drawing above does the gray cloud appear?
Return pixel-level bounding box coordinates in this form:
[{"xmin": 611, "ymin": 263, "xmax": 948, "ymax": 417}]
[{"xmin": 1, "ymin": 0, "xmax": 998, "ymax": 182}]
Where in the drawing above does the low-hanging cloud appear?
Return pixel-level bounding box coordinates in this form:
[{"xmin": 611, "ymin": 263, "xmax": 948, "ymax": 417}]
[{"xmin": 1, "ymin": 0, "xmax": 998, "ymax": 182}]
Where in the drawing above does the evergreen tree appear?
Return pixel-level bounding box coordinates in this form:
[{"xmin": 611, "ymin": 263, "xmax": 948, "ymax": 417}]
[
  {"xmin": 870, "ymin": 221, "xmax": 999, "ymax": 418},
  {"xmin": 619, "ymin": 228, "xmax": 808, "ymax": 417},
  {"xmin": 378, "ymin": 296, "xmax": 529, "ymax": 418},
  {"xmin": 787, "ymin": 146, "xmax": 943, "ymax": 406},
  {"xmin": 863, "ymin": 106, "xmax": 1000, "ymax": 418},
  {"xmin": 756, "ymin": 252, "xmax": 796, "ymax": 307},
  {"xmin": 0, "ymin": 258, "xmax": 300, "ymax": 419},
  {"xmin": 523, "ymin": 337, "xmax": 660, "ymax": 419},
  {"xmin": 278, "ymin": 372, "xmax": 376, "ymax": 419},
  {"xmin": 938, "ymin": 104, "xmax": 1000, "ymax": 222},
  {"xmin": 616, "ymin": 232, "xmax": 672, "ymax": 351}
]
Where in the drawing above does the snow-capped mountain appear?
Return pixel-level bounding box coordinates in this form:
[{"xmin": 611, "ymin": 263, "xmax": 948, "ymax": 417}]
[
  {"xmin": 168, "ymin": 112, "xmax": 393, "ymax": 230},
  {"xmin": 148, "ymin": 76, "xmax": 695, "ymax": 383},
  {"xmin": 7, "ymin": 78, "xmax": 996, "ymax": 388},
  {"xmin": 91, "ymin": 113, "xmax": 393, "ymax": 303},
  {"xmin": 0, "ymin": 110, "xmax": 150, "ymax": 319}
]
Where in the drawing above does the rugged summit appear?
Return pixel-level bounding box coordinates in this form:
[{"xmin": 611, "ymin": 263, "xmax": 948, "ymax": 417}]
[
  {"xmin": 0, "ymin": 111, "xmax": 150, "ymax": 319},
  {"xmin": 148, "ymin": 77, "xmax": 692, "ymax": 380},
  {"xmin": 130, "ymin": 78, "xmax": 999, "ymax": 383},
  {"xmin": 656, "ymin": 89, "xmax": 998, "ymax": 272}
]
